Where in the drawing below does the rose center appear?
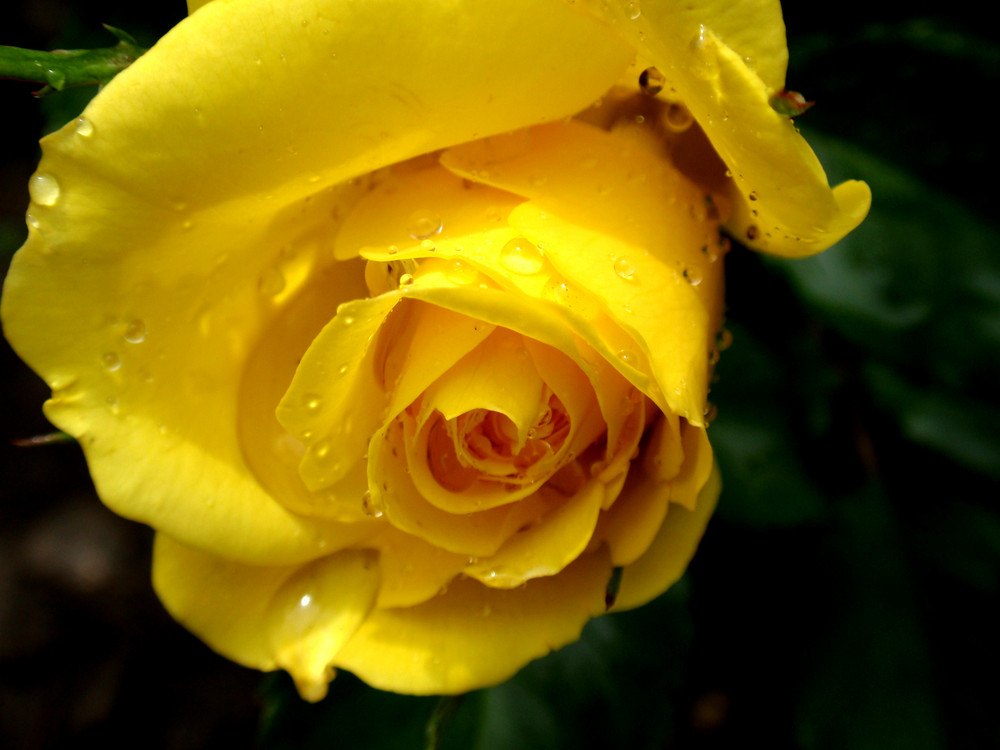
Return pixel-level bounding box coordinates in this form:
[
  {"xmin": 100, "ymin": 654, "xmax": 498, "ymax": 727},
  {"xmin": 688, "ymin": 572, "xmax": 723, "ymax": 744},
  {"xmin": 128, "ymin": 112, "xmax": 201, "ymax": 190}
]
[{"xmin": 425, "ymin": 391, "xmax": 572, "ymax": 493}]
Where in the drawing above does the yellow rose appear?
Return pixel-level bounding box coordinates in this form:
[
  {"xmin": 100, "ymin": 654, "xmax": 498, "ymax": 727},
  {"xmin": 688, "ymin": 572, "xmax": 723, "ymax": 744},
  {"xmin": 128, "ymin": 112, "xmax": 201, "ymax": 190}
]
[{"xmin": 1, "ymin": 0, "xmax": 869, "ymax": 700}]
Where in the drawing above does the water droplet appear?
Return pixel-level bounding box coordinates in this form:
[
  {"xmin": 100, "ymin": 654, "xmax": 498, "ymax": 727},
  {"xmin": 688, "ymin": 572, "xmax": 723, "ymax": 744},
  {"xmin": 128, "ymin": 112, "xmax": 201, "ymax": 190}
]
[
  {"xmin": 419, "ymin": 238, "xmax": 436, "ymax": 252},
  {"xmin": 689, "ymin": 25, "xmax": 718, "ymax": 79},
  {"xmin": 258, "ymin": 267, "xmax": 286, "ymax": 297},
  {"xmin": 717, "ymin": 328, "xmax": 734, "ymax": 351},
  {"xmin": 627, "ymin": 0, "xmax": 641, "ymax": 19},
  {"xmin": 29, "ymin": 173, "xmax": 60, "ymax": 206},
  {"xmin": 639, "ymin": 67, "xmax": 664, "ymax": 96},
  {"xmin": 549, "ymin": 281, "xmax": 571, "ymax": 304},
  {"xmin": 683, "ymin": 267, "xmax": 703, "ymax": 286},
  {"xmin": 499, "ymin": 238, "xmax": 544, "ymax": 275},
  {"xmin": 613, "ymin": 257, "xmax": 637, "ymax": 281},
  {"xmin": 74, "ymin": 117, "xmax": 94, "ymax": 137},
  {"xmin": 704, "ymin": 402, "xmax": 718, "ymax": 424},
  {"xmin": 397, "ymin": 273, "xmax": 415, "ymax": 287},
  {"xmin": 26, "ymin": 211, "xmax": 40, "ymax": 229},
  {"xmin": 618, "ymin": 349, "xmax": 640, "ymax": 366},
  {"xmin": 445, "ymin": 259, "xmax": 478, "ymax": 285},
  {"xmin": 407, "ymin": 209, "xmax": 442, "ymax": 240},
  {"xmin": 106, "ymin": 396, "xmax": 120, "ymax": 414},
  {"xmin": 361, "ymin": 490, "xmax": 384, "ymax": 519},
  {"xmin": 663, "ymin": 102, "xmax": 694, "ymax": 132},
  {"xmin": 748, "ymin": 190, "xmax": 759, "ymax": 201},
  {"xmin": 708, "ymin": 347, "xmax": 721, "ymax": 365},
  {"xmin": 746, "ymin": 225, "xmax": 760, "ymax": 241},
  {"xmin": 342, "ymin": 315, "xmax": 355, "ymax": 326},
  {"xmin": 386, "ymin": 245, "xmax": 399, "ymax": 255},
  {"xmin": 337, "ymin": 363, "xmax": 350, "ymax": 376},
  {"xmin": 304, "ymin": 393, "xmax": 322, "ymax": 411},
  {"xmin": 314, "ymin": 439, "xmax": 332, "ymax": 461},
  {"xmin": 102, "ymin": 352, "xmax": 121, "ymax": 372},
  {"xmin": 123, "ymin": 320, "xmax": 146, "ymax": 344}
]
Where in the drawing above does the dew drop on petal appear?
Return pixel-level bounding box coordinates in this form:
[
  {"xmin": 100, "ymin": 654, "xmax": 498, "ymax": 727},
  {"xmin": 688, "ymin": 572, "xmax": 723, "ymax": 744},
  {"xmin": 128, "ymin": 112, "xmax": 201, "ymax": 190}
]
[
  {"xmin": 397, "ymin": 273, "xmax": 415, "ymax": 288},
  {"xmin": 26, "ymin": 211, "xmax": 40, "ymax": 229},
  {"xmin": 123, "ymin": 320, "xmax": 147, "ymax": 344},
  {"xmin": 746, "ymin": 225, "xmax": 760, "ymax": 241},
  {"xmin": 704, "ymin": 402, "xmax": 718, "ymax": 424},
  {"xmin": 29, "ymin": 173, "xmax": 60, "ymax": 206},
  {"xmin": 663, "ymin": 102, "xmax": 694, "ymax": 132},
  {"xmin": 74, "ymin": 117, "xmax": 94, "ymax": 137},
  {"xmin": 258, "ymin": 267, "xmax": 286, "ymax": 297},
  {"xmin": 688, "ymin": 24, "xmax": 719, "ymax": 79},
  {"xmin": 361, "ymin": 490, "xmax": 384, "ymax": 519},
  {"xmin": 717, "ymin": 328, "xmax": 734, "ymax": 351},
  {"xmin": 499, "ymin": 237, "xmax": 544, "ymax": 275},
  {"xmin": 314, "ymin": 439, "xmax": 332, "ymax": 461},
  {"xmin": 618, "ymin": 349, "xmax": 640, "ymax": 366},
  {"xmin": 638, "ymin": 67, "xmax": 664, "ymax": 96},
  {"xmin": 748, "ymin": 190, "xmax": 759, "ymax": 201},
  {"xmin": 445, "ymin": 259, "xmax": 478, "ymax": 285},
  {"xmin": 614, "ymin": 257, "xmax": 637, "ymax": 281},
  {"xmin": 304, "ymin": 393, "xmax": 322, "ymax": 411},
  {"xmin": 407, "ymin": 209, "xmax": 442, "ymax": 240},
  {"xmin": 627, "ymin": 0, "xmax": 641, "ymax": 19},
  {"xmin": 683, "ymin": 266, "xmax": 703, "ymax": 286},
  {"xmin": 102, "ymin": 352, "xmax": 121, "ymax": 372}
]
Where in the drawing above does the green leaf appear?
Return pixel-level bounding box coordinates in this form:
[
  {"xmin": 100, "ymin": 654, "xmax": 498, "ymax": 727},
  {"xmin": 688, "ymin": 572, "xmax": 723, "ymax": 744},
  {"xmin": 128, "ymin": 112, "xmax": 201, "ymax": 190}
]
[
  {"xmin": 440, "ymin": 583, "xmax": 693, "ymax": 750},
  {"xmin": 709, "ymin": 322, "xmax": 828, "ymax": 528},
  {"xmin": 768, "ymin": 134, "xmax": 1000, "ymax": 477},
  {"xmin": 796, "ymin": 485, "xmax": 946, "ymax": 750}
]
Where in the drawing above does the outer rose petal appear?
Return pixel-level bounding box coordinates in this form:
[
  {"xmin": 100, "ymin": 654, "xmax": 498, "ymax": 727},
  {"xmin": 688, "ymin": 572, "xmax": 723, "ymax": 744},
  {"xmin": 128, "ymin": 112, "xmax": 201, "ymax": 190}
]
[
  {"xmin": 334, "ymin": 550, "xmax": 614, "ymax": 695},
  {"xmin": 575, "ymin": 0, "xmax": 871, "ymax": 254},
  {"xmin": 1, "ymin": 0, "xmax": 631, "ymax": 562},
  {"xmin": 611, "ymin": 461, "xmax": 721, "ymax": 612},
  {"xmin": 153, "ymin": 534, "xmax": 380, "ymax": 702}
]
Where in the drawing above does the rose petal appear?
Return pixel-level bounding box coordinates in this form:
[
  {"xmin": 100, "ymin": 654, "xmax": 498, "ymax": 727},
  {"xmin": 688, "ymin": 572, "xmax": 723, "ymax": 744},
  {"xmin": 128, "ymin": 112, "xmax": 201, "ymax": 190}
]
[
  {"xmin": 369, "ymin": 414, "xmax": 560, "ymax": 557},
  {"xmin": 610, "ymin": 460, "xmax": 721, "ymax": 612},
  {"xmin": 368, "ymin": 526, "xmax": 468, "ymax": 609},
  {"xmin": 153, "ymin": 534, "xmax": 379, "ymax": 702},
  {"xmin": 334, "ymin": 549, "xmax": 612, "ymax": 695},
  {"xmin": 464, "ymin": 479, "xmax": 606, "ymax": 589},
  {"xmin": 1, "ymin": 0, "xmax": 632, "ymax": 563},
  {"xmin": 578, "ymin": 0, "xmax": 871, "ymax": 253},
  {"xmin": 442, "ymin": 120, "xmax": 723, "ymax": 424}
]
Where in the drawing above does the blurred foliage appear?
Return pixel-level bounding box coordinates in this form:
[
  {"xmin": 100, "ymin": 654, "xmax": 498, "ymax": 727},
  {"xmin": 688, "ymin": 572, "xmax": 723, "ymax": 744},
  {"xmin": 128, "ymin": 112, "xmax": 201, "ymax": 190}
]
[{"xmin": 2, "ymin": 1, "xmax": 998, "ymax": 749}]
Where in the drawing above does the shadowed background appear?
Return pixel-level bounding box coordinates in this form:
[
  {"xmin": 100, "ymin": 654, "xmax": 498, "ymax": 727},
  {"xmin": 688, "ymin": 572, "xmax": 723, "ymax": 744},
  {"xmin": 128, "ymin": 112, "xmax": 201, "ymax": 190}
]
[{"xmin": 2, "ymin": 1, "xmax": 998, "ymax": 748}]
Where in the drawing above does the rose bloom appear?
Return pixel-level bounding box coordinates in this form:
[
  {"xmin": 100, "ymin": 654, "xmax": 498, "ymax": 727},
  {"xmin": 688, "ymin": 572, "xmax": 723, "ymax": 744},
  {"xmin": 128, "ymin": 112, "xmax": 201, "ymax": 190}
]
[{"xmin": 2, "ymin": 0, "xmax": 868, "ymax": 699}]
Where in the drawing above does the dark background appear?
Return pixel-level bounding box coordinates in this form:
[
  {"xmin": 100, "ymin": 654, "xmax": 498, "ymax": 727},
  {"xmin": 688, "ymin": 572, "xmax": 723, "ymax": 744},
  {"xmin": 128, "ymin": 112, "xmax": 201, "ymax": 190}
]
[{"xmin": 2, "ymin": 1, "xmax": 998, "ymax": 748}]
